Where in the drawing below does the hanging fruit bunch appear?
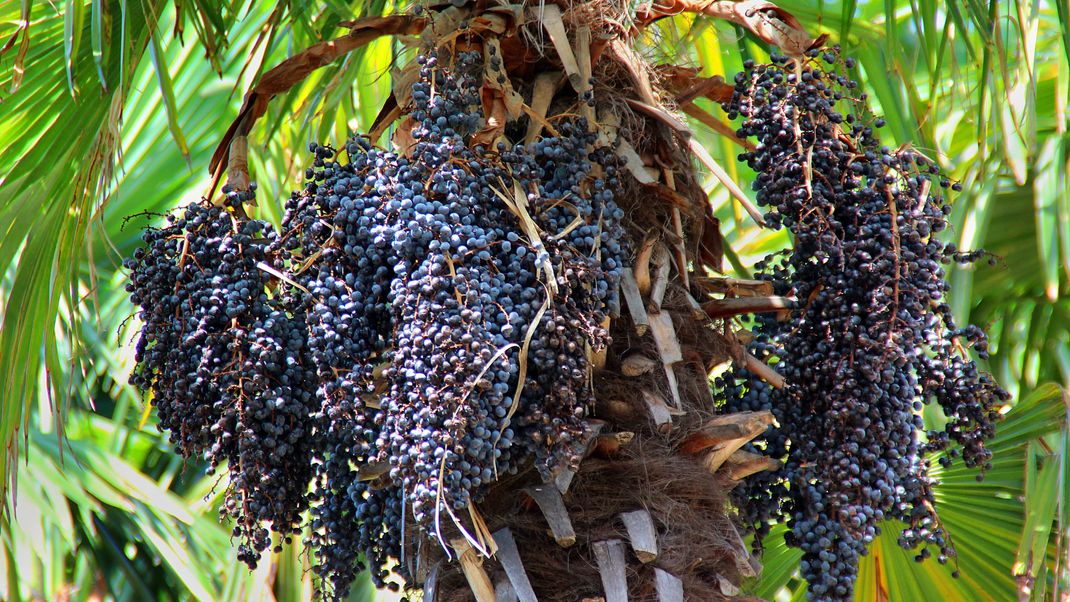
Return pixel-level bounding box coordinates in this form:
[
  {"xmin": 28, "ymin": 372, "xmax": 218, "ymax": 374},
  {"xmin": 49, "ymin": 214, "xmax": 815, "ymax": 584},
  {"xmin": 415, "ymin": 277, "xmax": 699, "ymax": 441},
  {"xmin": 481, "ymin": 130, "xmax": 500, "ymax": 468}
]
[{"xmin": 719, "ymin": 50, "xmax": 1008, "ymax": 599}]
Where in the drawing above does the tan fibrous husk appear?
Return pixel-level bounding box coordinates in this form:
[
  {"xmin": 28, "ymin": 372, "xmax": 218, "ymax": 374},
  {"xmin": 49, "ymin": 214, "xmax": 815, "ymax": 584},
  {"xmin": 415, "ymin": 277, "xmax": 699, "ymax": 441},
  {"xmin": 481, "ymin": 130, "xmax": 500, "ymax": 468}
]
[{"xmin": 436, "ymin": 443, "xmax": 744, "ymax": 602}]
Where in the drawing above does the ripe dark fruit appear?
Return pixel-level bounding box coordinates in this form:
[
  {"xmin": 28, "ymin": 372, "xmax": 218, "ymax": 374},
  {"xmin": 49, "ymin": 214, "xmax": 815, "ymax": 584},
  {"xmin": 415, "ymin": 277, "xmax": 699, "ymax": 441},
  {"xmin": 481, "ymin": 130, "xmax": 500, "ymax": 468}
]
[
  {"xmin": 124, "ymin": 204, "xmax": 317, "ymax": 568},
  {"xmin": 719, "ymin": 51, "xmax": 1008, "ymax": 601},
  {"xmin": 289, "ymin": 52, "xmax": 626, "ymax": 596},
  {"xmin": 126, "ymin": 49, "xmax": 628, "ymax": 600}
]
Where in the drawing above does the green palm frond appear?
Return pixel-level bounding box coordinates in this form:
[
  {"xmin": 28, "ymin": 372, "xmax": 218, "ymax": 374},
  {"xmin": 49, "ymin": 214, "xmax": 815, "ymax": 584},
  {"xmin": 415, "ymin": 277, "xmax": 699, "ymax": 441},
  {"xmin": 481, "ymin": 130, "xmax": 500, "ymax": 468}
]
[
  {"xmin": 1, "ymin": 0, "xmax": 398, "ymax": 599},
  {"xmin": 0, "ymin": 0, "xmax": 401, "ymax": 509},
  {"xmin": 0, "ymin": 0, "xmax": 163, "ymax": 511}
]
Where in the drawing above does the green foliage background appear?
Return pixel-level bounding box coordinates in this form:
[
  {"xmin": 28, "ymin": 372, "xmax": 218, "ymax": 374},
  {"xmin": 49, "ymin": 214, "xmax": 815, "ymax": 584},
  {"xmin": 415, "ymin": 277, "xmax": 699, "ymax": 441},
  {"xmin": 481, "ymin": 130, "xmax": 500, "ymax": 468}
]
[{"xmin": 0, "ymin": 1, "xmax": 1067, "ymax": 600}]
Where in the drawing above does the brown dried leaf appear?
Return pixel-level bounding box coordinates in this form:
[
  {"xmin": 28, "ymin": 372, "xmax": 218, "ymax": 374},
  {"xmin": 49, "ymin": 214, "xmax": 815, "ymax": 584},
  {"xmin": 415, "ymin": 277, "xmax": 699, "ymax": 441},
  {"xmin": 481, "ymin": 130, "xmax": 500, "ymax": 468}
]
[
  {"xmin": 670, "ymin": 205, "xmax": 690, "ymax": 290},
  {"xmin": 698, "ymin": 214, "xmax": 725, "ymax": 273},
  {"xmin": 489, "ymin": 180, "xmax": 557, "ymax": 294},
  {"xmin": 624, "ymin": 97, "xmax": 689, "ymax": 134},
  {"xmin": 391, "ymin": 62, "xmax": 421, "ymax": 108},
  {"xmin": 536, "ymin": 3, "xmax": 584, "ymax": 91},
  {"xmin": 742, "ymin": 350, "xmax": 785, "ymax": 388},
  {"xmin": 391, "ymin": 116, "xmax": 418, "ymax": 157},
  {"xmin": 637, "ymin": 0, "xmax": 815, "ymax": 56},
  {"xmin": 357, "ymin": 462, "xmax": 391, "ymax": 481},
  {"xmin": 615, "ymin": 138, "xmax": 656, "ymax": 185},
  {"xmin": 634, "ymin": 236, "xmax": 658, "ymax": 295},
  {"xmin": 624, "ymin": 98, "xmax": 764, "ymax": 227},
  {"xmin": 574, "ymin": 25, "xmax": 595, "ymax": 122},
  {"xmin": 643, "ymin": 182, "xmax": 697, "ymax": 215},
  {"xmin": 467, "ymin": 503, "xmax": 498, "ymax": 557},
  {"xmin": 472, "ymin": 85, "xmax": 509, "ymax": 147},
  {"xmin": 209, "ymin": 14, "xmax": 427, "ymax": 180},
  {"xmin": 475, "ymin": 4, "xmax": 525, "ymax": 35},
  {"xmin": 368, "ymin": 95, "xmax": 402, "ymax": 145},
  {"xmin": 686, "ymin": 135, "xmax": 767, "ymax": 227},
  {"xmin": 698, "ymin": 277, "xmax": 775, "ymax": 296},
  {"xmin": 450, "ymin": 538, "xmax": 496, "ymax": 602},
  {"xmin": 523, "ymin": 71, "xmax": 564, "ymax": 144},
  {"xmin": 225, "ymin": 134, "xmax": 250, "ymax": 193},
  {"xmin": 427, "ymin": 5, "xmax": 469, "ymax": 41},
  {"xmin": 470, "ymin": 13, "xmax": 508, "ymax": 35},
  {"xmin": 657, "ymin": 65, "xmax": 735, "ymax": 105},
  {"xmin": 703, "ymin": 296, "xmax": 797, "ymax": 318},
  {"xmin": 680, "ymin": 102, "xmax": 754, "ymax": 149},
  {"xmin": 482, "ymin": 38, "xmax": 523, "ymax": 119},
  {"xmin": 735, "ymin": 1, "xmax": 816, "ymax": 56},
  {"xmin": 472, "ymin": 38, "xmax": 526, "ymax": 147},
  {"xmin": 595, "ymin": 105, "xmax": 621, "ymax": 152},
  {"xmin": 521, "ymin": 103, "xmax": 562, "ymax": 141}
]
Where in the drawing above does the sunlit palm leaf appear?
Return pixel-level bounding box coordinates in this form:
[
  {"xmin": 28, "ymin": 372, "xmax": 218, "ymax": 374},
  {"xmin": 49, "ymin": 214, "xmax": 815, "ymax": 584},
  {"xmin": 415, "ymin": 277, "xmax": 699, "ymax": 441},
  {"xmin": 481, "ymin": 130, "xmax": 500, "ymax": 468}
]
[
  {"xmin": 1, "ymin": 0, "xmax": 395, "ymax": 599},
  {"xmin": 0, "ymin": 0, "xmax": 166, "ymax": 511}
]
